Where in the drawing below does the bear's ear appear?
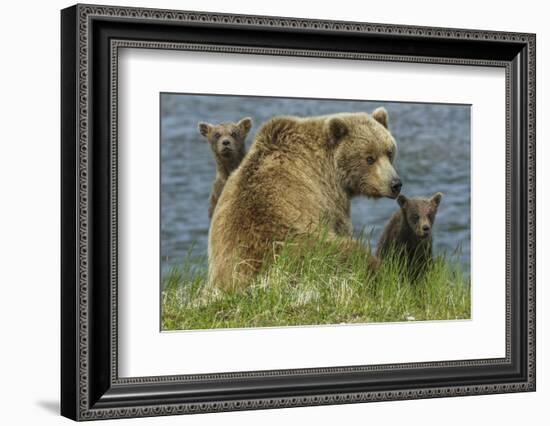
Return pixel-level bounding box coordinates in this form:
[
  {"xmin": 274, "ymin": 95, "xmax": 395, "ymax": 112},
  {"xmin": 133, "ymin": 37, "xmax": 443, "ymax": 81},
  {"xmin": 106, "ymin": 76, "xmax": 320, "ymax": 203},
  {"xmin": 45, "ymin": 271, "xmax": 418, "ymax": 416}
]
[
  {"xmin": 326, "ymin": 117, "xmax": 348, "ymax": 146},
  {"xmin": 198, "ymin": 122, "xmax": 212, "ymax": 138},
  {"xmin": 431, "ymin": 192, "xmax": 443, "ymax": 207},
  {"xmin": 238, "ymin": 117, "xmax": 253, "ymax": 134},
  {"xmin": 397, "ymin": 194, "xmax": 408, "ymax": 208},
  {"xmin": 372, "ymin": 107, "xmax": 389, "ymax": 129}
]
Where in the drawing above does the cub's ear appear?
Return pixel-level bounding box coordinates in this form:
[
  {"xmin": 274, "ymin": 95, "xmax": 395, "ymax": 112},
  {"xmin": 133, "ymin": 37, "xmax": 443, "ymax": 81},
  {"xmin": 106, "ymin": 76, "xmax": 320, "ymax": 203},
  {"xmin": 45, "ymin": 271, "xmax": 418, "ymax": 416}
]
[
  {"xmin": 326, "ymin": 117, "xmax": 348, "ymax": 146},
  {"xmin": 198, "ymin": 122, "xmax": 212, "ymax": 137},
  {"xmin": 397, "ymin": 194, "xmax": 408, "ymax": 208},
  {"xmin": 431, "ymin": 192, "xmax": 443, "ymax": 207},
  {"xmin": 238, "ymin": 117, "xmax": 253, "ymax": 134},
  {"xmin": 372, "ymin": 107, "xmax": 389, "ymax": 129}
]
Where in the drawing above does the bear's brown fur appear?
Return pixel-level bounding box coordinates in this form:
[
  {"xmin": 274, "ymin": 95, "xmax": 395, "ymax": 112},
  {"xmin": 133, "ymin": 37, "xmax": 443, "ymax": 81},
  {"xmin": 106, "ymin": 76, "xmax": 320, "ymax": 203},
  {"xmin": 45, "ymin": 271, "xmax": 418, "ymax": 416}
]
[
  {"xmin": 198, "ymin": 117, "xmax": 252, "ymax": 218},
  {"xmin": 376, "ymin": 192, "xmax": 443, "ymax": 275},
  {"xmin": 208, "ymin": 109, "xmax": 402, "ymax": 290}
]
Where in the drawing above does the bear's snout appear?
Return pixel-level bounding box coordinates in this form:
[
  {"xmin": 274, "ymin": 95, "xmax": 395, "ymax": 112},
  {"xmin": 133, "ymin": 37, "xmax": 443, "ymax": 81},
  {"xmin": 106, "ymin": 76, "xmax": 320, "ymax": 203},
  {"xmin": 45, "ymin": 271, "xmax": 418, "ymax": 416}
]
[
  {"xmin": 417, "ymin": 223, "xmax": 431, "ymax": 238},
  {"xmin": 390, "ymin": 178, "xmax": 402, "ymax": 197}
]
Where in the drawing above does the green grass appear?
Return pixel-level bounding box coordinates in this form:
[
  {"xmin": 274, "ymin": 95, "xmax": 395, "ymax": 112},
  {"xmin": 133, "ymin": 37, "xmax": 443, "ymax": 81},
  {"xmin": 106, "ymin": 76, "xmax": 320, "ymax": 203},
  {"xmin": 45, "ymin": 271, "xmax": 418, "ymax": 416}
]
[{"xmin": 161, "ymin": 231, "xmax": 470, "ymax": 331}]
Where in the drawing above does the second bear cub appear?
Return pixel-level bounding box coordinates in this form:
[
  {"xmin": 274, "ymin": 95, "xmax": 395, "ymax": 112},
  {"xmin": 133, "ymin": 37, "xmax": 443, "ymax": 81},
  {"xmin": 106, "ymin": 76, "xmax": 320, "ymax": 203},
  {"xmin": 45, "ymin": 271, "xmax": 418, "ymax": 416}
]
[
  {"xmin": 377, "ymin": 192, "xmax": 443, "ymax": 274},
  {"xmin": 198, "ymin": 117, "xmax": 252, "ymax": 218}
]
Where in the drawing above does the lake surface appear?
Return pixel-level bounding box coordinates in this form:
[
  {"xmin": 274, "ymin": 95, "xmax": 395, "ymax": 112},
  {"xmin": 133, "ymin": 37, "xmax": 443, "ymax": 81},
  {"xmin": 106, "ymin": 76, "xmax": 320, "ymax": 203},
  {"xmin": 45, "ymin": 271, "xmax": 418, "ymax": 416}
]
[{"xmin": 160, "ymin": 94, "xmax": 470, "ymax": 276}]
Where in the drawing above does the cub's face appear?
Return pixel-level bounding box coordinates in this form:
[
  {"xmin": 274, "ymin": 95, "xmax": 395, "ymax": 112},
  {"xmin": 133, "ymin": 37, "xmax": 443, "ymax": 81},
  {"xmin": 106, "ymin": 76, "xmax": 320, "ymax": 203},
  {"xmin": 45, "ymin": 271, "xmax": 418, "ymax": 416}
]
[
  {"xmin": 398, "ymin": 193, "xmax": 443, "ymax": 238},
  {"xmin": 329, "ymin": 108, "xmax": 402, "ymax": 199},
  {"xmin": 198, "ymin": 117, "xmax": 252, "ymax": 162}
]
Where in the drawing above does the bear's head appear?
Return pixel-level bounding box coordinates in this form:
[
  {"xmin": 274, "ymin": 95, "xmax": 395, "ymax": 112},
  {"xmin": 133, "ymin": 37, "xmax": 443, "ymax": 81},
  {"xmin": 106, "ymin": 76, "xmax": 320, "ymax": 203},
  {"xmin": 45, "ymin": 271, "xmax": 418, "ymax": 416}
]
[
  {"xmin": 397, "ymin": 192, "xmax": 443, "ymax": 238},
  {"xmin": 327, "ymin": 108, "xmax": 402, "ymax": 199},
  {"xmin": 198, "ymin": 117, "xmax": 252, "ymax": 164}
]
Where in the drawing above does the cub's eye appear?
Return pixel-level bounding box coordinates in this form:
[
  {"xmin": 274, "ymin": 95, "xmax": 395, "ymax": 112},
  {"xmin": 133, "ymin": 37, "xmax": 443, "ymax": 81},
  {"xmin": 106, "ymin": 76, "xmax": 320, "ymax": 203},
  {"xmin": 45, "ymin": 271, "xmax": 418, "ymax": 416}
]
[
  {"xmin": 214, "ymin": 132, "xmax": 221, "ymax": 139},
  {"xmin": 366, "ymin": 156, "xmax": 376, "ymax": 165},
  {"xmin": 387, "ymin": 151, "xmax": 393, "ymax": 161},
  {"xmin": 230, "ymin": 131, "xmax": 238, "ymax": 138},
  {"xmin": 411, "ymin": 214, "xmax": 420, "ymax": 221}
]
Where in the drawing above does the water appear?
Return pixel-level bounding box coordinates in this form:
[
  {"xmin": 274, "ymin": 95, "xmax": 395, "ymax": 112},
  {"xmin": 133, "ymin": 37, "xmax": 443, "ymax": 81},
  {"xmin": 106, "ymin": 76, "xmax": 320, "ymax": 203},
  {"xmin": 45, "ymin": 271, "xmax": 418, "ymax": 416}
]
[{"xmin": 161, "ymin": 94, "xmax": 470, "ymax": 276}]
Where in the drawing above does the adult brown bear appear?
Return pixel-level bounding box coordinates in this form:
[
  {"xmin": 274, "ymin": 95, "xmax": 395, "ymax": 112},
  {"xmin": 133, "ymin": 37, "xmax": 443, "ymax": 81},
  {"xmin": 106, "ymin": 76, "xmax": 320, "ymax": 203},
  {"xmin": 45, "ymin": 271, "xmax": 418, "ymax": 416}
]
[{"xmin": 208, "ymin": 108, "xmax": 402, "ymax": 290}]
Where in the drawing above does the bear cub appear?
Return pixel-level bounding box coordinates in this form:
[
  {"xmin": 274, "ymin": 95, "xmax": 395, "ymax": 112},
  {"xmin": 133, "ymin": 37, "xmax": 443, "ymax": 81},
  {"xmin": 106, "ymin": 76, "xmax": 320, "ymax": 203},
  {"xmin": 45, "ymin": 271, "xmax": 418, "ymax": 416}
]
[
  {"xmin": 198, "ymin": 117, "xmax": 252, "ymax": 218},
  {"xmin": 377, "ymin": 192, "xmax": 443, "ymax": 276}
]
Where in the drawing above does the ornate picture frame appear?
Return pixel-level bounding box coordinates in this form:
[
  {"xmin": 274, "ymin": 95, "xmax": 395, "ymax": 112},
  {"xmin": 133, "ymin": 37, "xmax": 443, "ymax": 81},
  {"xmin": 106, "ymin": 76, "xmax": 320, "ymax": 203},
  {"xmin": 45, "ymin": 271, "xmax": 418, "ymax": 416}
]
[{"xmin": 61, "ymin": 3, "xmax": 535, "ymax": 420}]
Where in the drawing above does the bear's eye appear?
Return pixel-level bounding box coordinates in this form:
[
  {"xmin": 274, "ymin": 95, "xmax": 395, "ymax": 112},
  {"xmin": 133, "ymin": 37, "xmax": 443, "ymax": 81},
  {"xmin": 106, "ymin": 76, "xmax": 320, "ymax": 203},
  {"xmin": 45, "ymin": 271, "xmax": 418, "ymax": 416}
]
[
  {"xmin": 411, "ymin": 214, "xmax": 419, "ymax": 222},
  {"xmin": 387, "ymin": 151, "xmax": 393, "ymax": 161},
  {"xmin": 230, "ymin": 131, "xmax": 238, "ymax": 138},
  {"xmin": 366, "ymin": 156, "xmax": 376, "ymax": 165},
  {"xmin": 214, "ymin": 132, "xmax": 221, "ymax": 139}
]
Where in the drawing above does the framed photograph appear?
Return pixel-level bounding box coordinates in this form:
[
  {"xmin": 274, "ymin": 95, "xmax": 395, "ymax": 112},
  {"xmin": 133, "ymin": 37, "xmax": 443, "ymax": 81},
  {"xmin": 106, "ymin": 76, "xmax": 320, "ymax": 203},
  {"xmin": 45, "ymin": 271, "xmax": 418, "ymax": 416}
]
[{"xmin": 61, "ymin": 4, "xmax": 536, "ymax": 421}]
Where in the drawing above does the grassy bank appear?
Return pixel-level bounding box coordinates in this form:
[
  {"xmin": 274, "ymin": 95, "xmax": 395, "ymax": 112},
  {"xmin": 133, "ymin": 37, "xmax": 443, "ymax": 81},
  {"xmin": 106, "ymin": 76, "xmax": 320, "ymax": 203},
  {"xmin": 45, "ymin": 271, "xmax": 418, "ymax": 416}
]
[{"xmin": 161, "ymin": 233, "xmax": 470, "ymax": 331}]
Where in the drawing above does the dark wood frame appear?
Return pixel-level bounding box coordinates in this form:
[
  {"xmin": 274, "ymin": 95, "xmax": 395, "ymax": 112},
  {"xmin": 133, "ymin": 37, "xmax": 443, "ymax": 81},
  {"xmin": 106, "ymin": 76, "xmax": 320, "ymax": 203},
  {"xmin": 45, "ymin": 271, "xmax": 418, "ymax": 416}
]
[{"xmin": 61, "ymin": 3, "xmax": 536, "ymax": 421}]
